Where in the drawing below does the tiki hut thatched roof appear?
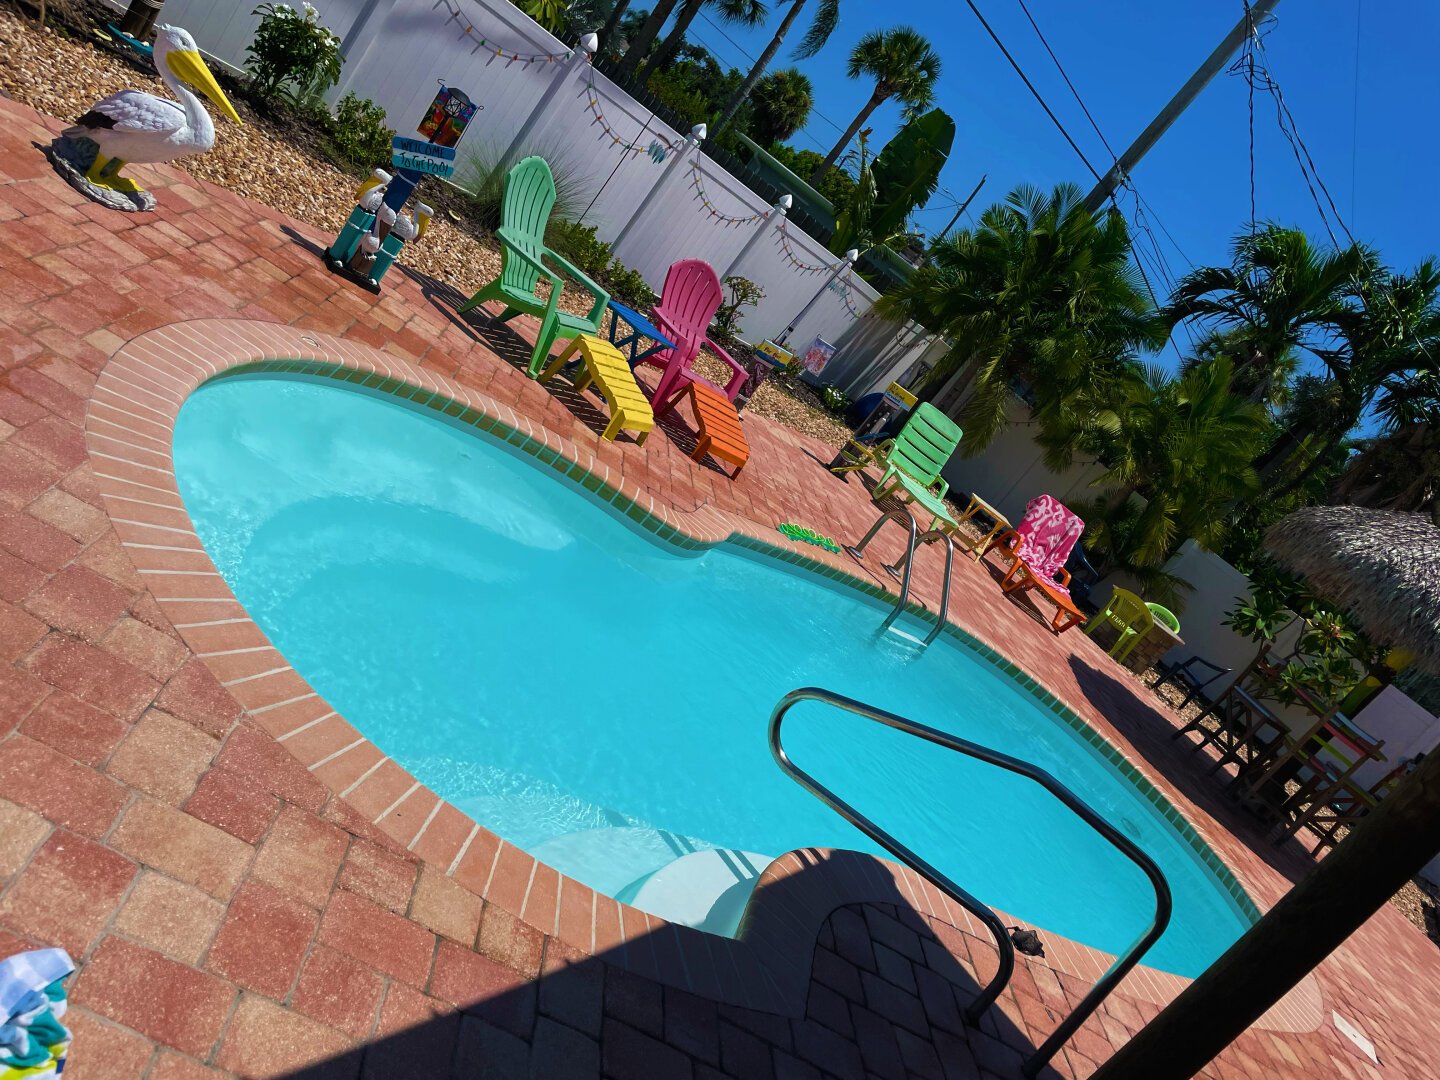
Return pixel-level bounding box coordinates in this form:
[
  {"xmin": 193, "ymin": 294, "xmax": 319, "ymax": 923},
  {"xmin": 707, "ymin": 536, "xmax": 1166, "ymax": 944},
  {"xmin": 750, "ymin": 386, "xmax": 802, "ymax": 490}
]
[{"xmin": 1265, "ymin": 506, "xmax": 1440, "ymax": 676}]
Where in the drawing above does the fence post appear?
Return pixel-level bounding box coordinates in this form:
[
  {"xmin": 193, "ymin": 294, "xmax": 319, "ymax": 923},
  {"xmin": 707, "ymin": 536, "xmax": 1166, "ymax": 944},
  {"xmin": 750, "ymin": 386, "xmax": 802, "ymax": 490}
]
[
  {"xmin": 723, "ymin": 193, "xmax": 791, "ymax": 279},
  {"xmin": 332, "ymin": 0, "xmax": 396, "ymax": 100},
  {"xmin": 610, "ymin": 123, "xmax": 706, "ymax": 261},
  {"xmin": 775, "ymin": 249, "xmax": 858, "ymax": 348},
  {"xmin": 492, "ymin": 31, "xmax": 599, "ymax": 173}
]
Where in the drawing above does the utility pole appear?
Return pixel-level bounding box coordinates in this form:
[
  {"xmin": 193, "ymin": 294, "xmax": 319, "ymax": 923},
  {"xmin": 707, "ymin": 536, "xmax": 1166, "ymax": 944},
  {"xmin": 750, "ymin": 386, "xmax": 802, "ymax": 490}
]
[
  {"xmin": 1082, "ymin": 0, "xmax": 1281, "ymax": 212},
  {"xmin": 934, "ymin": 174, "xmax": 987, "ymax": 244}
]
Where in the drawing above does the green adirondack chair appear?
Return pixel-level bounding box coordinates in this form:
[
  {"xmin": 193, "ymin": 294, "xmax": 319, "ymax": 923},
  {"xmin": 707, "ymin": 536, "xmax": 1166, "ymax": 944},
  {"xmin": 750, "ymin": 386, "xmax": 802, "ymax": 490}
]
[
  {"xmin": 456, "ymin": 157, "xmax": 609, "ymax": 377},
  {"xmin": 871, "ymin": 402, "xmax": 963, "ymax": 529}
]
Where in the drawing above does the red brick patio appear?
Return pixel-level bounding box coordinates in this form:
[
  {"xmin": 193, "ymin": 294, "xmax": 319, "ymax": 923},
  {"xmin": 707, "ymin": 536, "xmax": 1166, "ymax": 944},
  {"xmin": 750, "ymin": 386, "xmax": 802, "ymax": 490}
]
[{"xmin": 0, "ymin": 94, "xmax": 1436, "ymax": 1079}]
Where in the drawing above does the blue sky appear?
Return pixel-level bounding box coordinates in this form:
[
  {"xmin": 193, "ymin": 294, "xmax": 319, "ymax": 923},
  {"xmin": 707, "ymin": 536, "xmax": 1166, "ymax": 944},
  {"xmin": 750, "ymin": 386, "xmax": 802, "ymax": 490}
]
[{"xmin": 680, "ymin": 0, "xmax": 1436, "ymax": 349}]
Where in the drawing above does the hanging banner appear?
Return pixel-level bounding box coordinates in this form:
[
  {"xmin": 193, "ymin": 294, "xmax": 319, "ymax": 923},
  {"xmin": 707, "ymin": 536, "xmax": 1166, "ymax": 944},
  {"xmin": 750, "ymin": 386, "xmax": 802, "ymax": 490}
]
[{"xmin": 417, "ymin": 85, "xmax": 478, "ymax": 148}]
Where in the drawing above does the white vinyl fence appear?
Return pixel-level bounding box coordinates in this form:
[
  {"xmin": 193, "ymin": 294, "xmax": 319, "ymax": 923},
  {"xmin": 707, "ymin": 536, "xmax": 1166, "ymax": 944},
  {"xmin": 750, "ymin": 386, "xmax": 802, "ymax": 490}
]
[{"xmin": 144, "ymin": 0, "xmax": 916, "ymax": 370}]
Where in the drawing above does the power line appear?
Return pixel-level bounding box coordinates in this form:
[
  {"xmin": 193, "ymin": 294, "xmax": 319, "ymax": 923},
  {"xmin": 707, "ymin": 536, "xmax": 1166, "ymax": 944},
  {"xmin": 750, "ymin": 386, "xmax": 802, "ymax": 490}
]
[
  {"xmin": 691, "ymin": 10, "xmax": 849, "ymax": 137},
  {"xmin": 1014, "ymin": 0, "xmax": 1117, "ymax": 161},
  {"xmin": 957, "ymin": 0, "xmax": 1103, "ymax": 183},
  {"xmin": 1011, "ymin": 0, "xmax": 1199, "ymax": 362}
]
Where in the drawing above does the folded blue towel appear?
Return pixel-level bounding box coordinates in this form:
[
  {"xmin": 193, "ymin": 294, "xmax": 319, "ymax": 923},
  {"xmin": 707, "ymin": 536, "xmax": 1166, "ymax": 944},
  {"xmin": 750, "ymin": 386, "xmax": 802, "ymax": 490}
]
[{"xmin": 0, "ymin": 954, "xmax": 72, "ymax": 1029}]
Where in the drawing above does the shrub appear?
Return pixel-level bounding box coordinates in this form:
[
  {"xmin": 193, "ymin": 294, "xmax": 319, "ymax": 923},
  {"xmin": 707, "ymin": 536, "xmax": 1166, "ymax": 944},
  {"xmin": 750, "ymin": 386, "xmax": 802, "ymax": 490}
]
[
  {"xmin": 457, "ymin": 140, "xmax": 597, "ymax": 233},
  {"xmin": 330, "ymin": 93, "xmax": 394, "ymax": 170},
  {"xmin": 546, "ymin": 221, "xmax": 612, "ymax": 281},
  {"xmin": 818, "ymin": 384, "xmax": 850, "ymax": 415},
  {"xmin": 714, "ymin": 276, "xmax": 765, "ymax": 342},
  {"xmin": 246, "ymin": 3, "xmax": 344, "ymax": 103},
  {"xmin": 604, "ymin": 261, "xmax": 655, "ymax": 309}
]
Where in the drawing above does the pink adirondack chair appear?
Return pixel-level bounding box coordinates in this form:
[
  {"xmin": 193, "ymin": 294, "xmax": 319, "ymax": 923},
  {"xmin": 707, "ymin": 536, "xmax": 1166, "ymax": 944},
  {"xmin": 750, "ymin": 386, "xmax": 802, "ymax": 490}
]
[
  {"xmin": 989, "ymin": 494, "xmax": 1088, "ymax": 632},
  {"xmin": 636, "ymin": 260, "xmax": 748, "ymax": 412}
]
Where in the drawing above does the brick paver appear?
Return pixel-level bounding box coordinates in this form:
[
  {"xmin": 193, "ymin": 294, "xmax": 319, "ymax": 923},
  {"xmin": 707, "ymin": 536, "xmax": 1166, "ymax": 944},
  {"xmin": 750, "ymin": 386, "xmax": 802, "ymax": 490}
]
[{"xmin": 0, "ymin": 92, "xmax": 1433, "ymax": 1079}]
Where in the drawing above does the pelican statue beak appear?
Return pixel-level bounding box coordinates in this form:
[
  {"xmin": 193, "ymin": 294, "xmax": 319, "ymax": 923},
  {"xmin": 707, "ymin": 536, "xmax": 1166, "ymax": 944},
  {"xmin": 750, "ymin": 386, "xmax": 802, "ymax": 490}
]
[{"xmin": 166, "ymin": 48, "xmax": 243, "ymax": 125}]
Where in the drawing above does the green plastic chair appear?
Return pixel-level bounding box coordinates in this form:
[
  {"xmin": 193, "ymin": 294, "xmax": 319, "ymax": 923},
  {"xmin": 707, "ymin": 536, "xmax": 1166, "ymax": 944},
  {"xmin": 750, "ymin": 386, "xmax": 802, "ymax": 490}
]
[
  {"xmin": 1086, "ymin": 587, "xmax": 1154, "ymax": 662},
  {"xmin": 871, "ymin": 403, "xmax": 963, "ymax": 529},
  {"xmin": 1146, "ymin": 602, "xmax": 1180, "ymax": 634},
  {"xmin": 456, "ymin": 157, "xmax": 609, "ymax": 377}
]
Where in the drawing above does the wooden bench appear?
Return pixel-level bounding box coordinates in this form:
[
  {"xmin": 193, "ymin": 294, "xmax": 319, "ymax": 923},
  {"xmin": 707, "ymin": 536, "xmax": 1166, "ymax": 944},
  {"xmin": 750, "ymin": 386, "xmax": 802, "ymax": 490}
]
[
  {"xmin": 681, "ymin": 383, "xmax": 749, "ymax": 478},
  {"xmin": 539, "ymin": 334, "xmax": 654, "ymax": 445}
]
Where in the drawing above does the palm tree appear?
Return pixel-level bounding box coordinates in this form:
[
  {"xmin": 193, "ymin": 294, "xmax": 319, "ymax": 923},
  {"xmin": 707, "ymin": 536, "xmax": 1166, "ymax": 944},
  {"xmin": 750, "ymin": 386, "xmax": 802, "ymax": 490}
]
[
  {"xmin": 712, "ymin": 0, "xmax": 840, "ymax": 135},
  {"xmin": 612, "ymin": 0, "xmax": 681, "ymax": 79},
  {"xmin": 636, "ymin": 0, "xmax": 769, "ymax": 85},
  {"xmin": 1166, "ymin": 226, "xmax": 1375, "ymax": 408},
  {"xmin": 597, "ymin": 0, "xmax": 634, "ymax": 60},
  {"xmin": 1059, "ymin": 356, "xmax": 1268, "ymax": 567},
  {"xmin": 1332, "ymin": 366, "xmax": 1439, "ymax": 521},
  {"xmin": 749, "ymin": 68, "xmax": 814, "ymax": 145},
  {"xmin": 810, "ymin": 26, "xmax": 940, "ymax": 181},
  {"xmin": 877, "ymin": 182, "xmax": 1163, "ymax": 452}
]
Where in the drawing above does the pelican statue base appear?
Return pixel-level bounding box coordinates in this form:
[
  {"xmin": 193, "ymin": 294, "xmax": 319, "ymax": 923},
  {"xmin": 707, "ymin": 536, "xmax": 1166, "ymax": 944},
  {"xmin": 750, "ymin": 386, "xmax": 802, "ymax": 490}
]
[
  {"xmin": 324, "ymin": 169, "xmax": 433, "ymax": 292},
  {"xmin": 48, "ymin": 25, "xmax": 241, "ymax": 213}
]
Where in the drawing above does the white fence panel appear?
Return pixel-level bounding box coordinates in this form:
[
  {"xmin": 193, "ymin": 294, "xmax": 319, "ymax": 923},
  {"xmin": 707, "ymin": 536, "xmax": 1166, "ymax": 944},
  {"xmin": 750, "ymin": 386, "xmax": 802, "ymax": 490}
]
[
  {"xmin": 167, "ymin": 0, "xmax": 895, "ymax": 389},
  {"xmin": 148, "ymin": 0, "xmax": 373, "ymax": 75}
]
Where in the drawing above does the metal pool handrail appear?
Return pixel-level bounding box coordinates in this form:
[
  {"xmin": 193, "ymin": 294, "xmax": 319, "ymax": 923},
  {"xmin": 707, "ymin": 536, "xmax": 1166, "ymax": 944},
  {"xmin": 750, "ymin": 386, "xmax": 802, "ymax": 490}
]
[
  {"xmin": 844, "ymin": 507, "xmax": 957, "ymax": 649},
  {"xmin": 768, "ymin": 687, "xmax": 1173, "ymax": 1076}
]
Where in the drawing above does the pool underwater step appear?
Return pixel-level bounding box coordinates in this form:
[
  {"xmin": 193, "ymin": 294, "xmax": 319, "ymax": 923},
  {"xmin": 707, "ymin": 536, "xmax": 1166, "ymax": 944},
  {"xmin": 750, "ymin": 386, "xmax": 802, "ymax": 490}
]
[
  {"xmin": 619, "ymin": 849, "xmax": 775, "ymax": 937},
  {"xmin": 529, "ymin": 826, "xmax": 775, "ymax": 936}
]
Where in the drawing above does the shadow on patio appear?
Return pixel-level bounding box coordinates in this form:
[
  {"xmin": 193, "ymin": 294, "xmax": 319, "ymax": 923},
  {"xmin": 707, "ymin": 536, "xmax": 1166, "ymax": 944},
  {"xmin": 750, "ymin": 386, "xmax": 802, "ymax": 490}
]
[{"xmin": 278, "ymin": 854, "xmax": 1082, "ymax": 1080}]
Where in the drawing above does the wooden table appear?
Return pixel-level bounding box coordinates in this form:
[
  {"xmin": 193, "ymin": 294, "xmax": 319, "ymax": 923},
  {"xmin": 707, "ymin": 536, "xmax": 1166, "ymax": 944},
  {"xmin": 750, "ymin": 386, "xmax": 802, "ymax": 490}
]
[
  {"xmin": 948, "ymin": 492, "xmax": 1011, "ymax": 560},
  {"xmin": 539, "ymin": 335, "xmax": 654, "ymax": 445}
]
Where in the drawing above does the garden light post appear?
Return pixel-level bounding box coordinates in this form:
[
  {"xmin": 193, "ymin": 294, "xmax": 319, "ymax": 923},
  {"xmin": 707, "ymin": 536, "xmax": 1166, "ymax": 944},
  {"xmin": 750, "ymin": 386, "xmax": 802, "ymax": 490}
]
[
  {"xmin": 774, "ymin": 249, "xmax": 857, "ymax": 348},
  {"xmin": 493, "ymin": 32, "xmax": 599, "ymax": 174},
  {"xmin": 610, "ymin": 123, "xmax": 706, "ymax": 261},
  {"xmin": 722, "ymin": 193, "xmax": 792, "ymax": 279}
]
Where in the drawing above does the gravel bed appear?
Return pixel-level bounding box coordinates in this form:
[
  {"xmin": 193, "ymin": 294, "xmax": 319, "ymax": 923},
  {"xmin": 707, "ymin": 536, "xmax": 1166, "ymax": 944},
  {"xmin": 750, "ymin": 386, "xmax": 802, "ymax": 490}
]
[{"xmin": 0, "ymin": 9, "xmax": 855, "ymax": 444}]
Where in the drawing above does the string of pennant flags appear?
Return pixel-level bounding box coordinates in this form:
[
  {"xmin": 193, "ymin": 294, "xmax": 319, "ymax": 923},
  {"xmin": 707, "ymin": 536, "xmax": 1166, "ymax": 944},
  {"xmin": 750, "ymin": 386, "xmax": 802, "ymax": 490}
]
[
  {"xmin": 434, "ymin": 0, "xmax": 574, "ymax": 63},
  {"xmin": 425, "ymin": 1, "xmax": 873, "ymax": 322},
  {"xmin": 688, "ymin": 162, "xmax": 768, "ymax": 225},
  {"xmin": 584, "ymin": 72, "xmax": 678, "ymax": 161},
  {"xmin": 775, "ymin": 219, "xmax": 832, "ymax": 274}
]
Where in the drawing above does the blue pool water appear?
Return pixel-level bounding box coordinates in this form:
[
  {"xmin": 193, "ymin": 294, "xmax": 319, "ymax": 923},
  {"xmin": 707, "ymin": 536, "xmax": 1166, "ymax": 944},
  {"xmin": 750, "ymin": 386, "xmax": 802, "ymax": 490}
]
[{"xmin": 173, "ymin": 375, "xmax": 1252, "ymax": 977}]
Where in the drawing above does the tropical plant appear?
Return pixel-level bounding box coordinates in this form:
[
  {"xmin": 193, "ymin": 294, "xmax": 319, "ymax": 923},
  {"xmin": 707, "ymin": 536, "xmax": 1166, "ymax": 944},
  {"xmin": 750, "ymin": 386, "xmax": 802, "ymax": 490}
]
[
  {"xmin": 613, "ymin": 0, "xmax": 680, "ymax": 78},
  {"xmin": 878, "ymin": 183, "xmax": 1162, "ymax": 451},
  {"xmin": 1165, "ymin": 226, "xmax": 1376, "ymax": 408},
  {"xmin": 515, "ymin": 0, "xmax": 568, "ymax": 33},
  {"xmin": 456, "ymin": 140, "xmax": 598, "ymax": 233},
  {"xmin": 603, "ymin": 261, "xmax": 656, "ymax": 308},
  {"xmin": 712, "ymin": 0, "xmax": 841, "ymax": 135},
  {"xmin": 750, "ymin": 68, "xmax": 814, "ymax": 145},
  {"xmin": 832, "ymin": 108, "xmax": 952, "ymax": 256},
  {"xmin": 637, "ymin": 0, "xmax": 769, "ymax": 84},
  {"xmin": 329, "ymin": 93, "xmax": 394, "ymax": 170},
  {"xmin": 245, "ymin": 3, "xmax": 344, "ymax": 103},
  {"xmin": 545, "ymin": 221, "xmax": 614, "ymax": 280},
  {"xmin": 811, "ymin": 26, "xmax": 941, "ymax": 180},
  {"xmin": 759, "ymin": 143, "xmax": 856, "ymax": 208},
  {"xmin": 1224, "ymin": 586, "xmax": 1294, "ymax": 651},
  {"xmin": 1333, "ymin": 367, "xmax": 1440, "ymax": 521},
  {"xmin": 714, "ymin": 276, "xmax": 765, "ymax": 342},
  {"xmin": 597, "ymin": 0, "xmax": 634, "ymax": 60},
  {"xmin": 1070, "ymin": 500, "xmax": 1196, "ymax": 610},
  {"xmin": 1052, "ymin": 356, "xmax": 1267, "ymax": 565}
]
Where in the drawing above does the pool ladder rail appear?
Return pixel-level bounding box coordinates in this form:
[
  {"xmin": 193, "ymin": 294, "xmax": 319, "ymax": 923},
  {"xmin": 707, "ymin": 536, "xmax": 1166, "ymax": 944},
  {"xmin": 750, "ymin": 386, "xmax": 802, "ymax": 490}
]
[
  {"xmin": 768, "ymin": 687, "xmax": 1173, "ymax": 1077},
  {"xmin": 844, "ymin": 507, "xmax": 957, "ymax": 649}
]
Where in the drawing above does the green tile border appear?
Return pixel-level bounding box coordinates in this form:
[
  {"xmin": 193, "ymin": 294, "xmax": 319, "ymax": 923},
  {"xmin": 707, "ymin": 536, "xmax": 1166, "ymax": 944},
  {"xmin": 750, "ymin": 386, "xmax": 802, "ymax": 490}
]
[{"xmin": 200, "ymin": 361, "xmax": 1262, "ymax": 928}]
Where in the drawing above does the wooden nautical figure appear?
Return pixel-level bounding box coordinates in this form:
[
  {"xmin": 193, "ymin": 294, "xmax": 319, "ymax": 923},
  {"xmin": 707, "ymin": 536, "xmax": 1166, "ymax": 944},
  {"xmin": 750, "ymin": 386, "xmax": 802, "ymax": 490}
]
[{"xmin": 49, "ymin": 25, "xmax": 241, "ymax": 212}]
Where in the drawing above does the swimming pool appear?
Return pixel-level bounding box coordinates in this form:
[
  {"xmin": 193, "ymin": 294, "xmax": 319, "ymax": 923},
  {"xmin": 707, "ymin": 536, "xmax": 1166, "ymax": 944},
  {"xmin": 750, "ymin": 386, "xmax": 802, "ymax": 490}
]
[{"xmin": 172, "ymin": 374, "xmax": 1253, "ymax": 977}]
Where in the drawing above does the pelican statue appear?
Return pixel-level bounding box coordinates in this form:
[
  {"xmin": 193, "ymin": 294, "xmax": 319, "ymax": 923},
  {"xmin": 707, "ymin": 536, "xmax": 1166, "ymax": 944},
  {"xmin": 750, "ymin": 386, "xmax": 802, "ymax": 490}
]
[{"xmin": 50, "ymin": 25, "xmax": 241, "ymax": 211}]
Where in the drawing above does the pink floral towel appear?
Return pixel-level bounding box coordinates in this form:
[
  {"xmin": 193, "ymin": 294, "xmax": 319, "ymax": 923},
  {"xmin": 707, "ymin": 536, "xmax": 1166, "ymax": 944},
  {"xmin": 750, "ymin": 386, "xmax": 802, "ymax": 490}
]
[{"xmin": 1013, "ymin": 495, "xmax": 1085, "ymax": 587}]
